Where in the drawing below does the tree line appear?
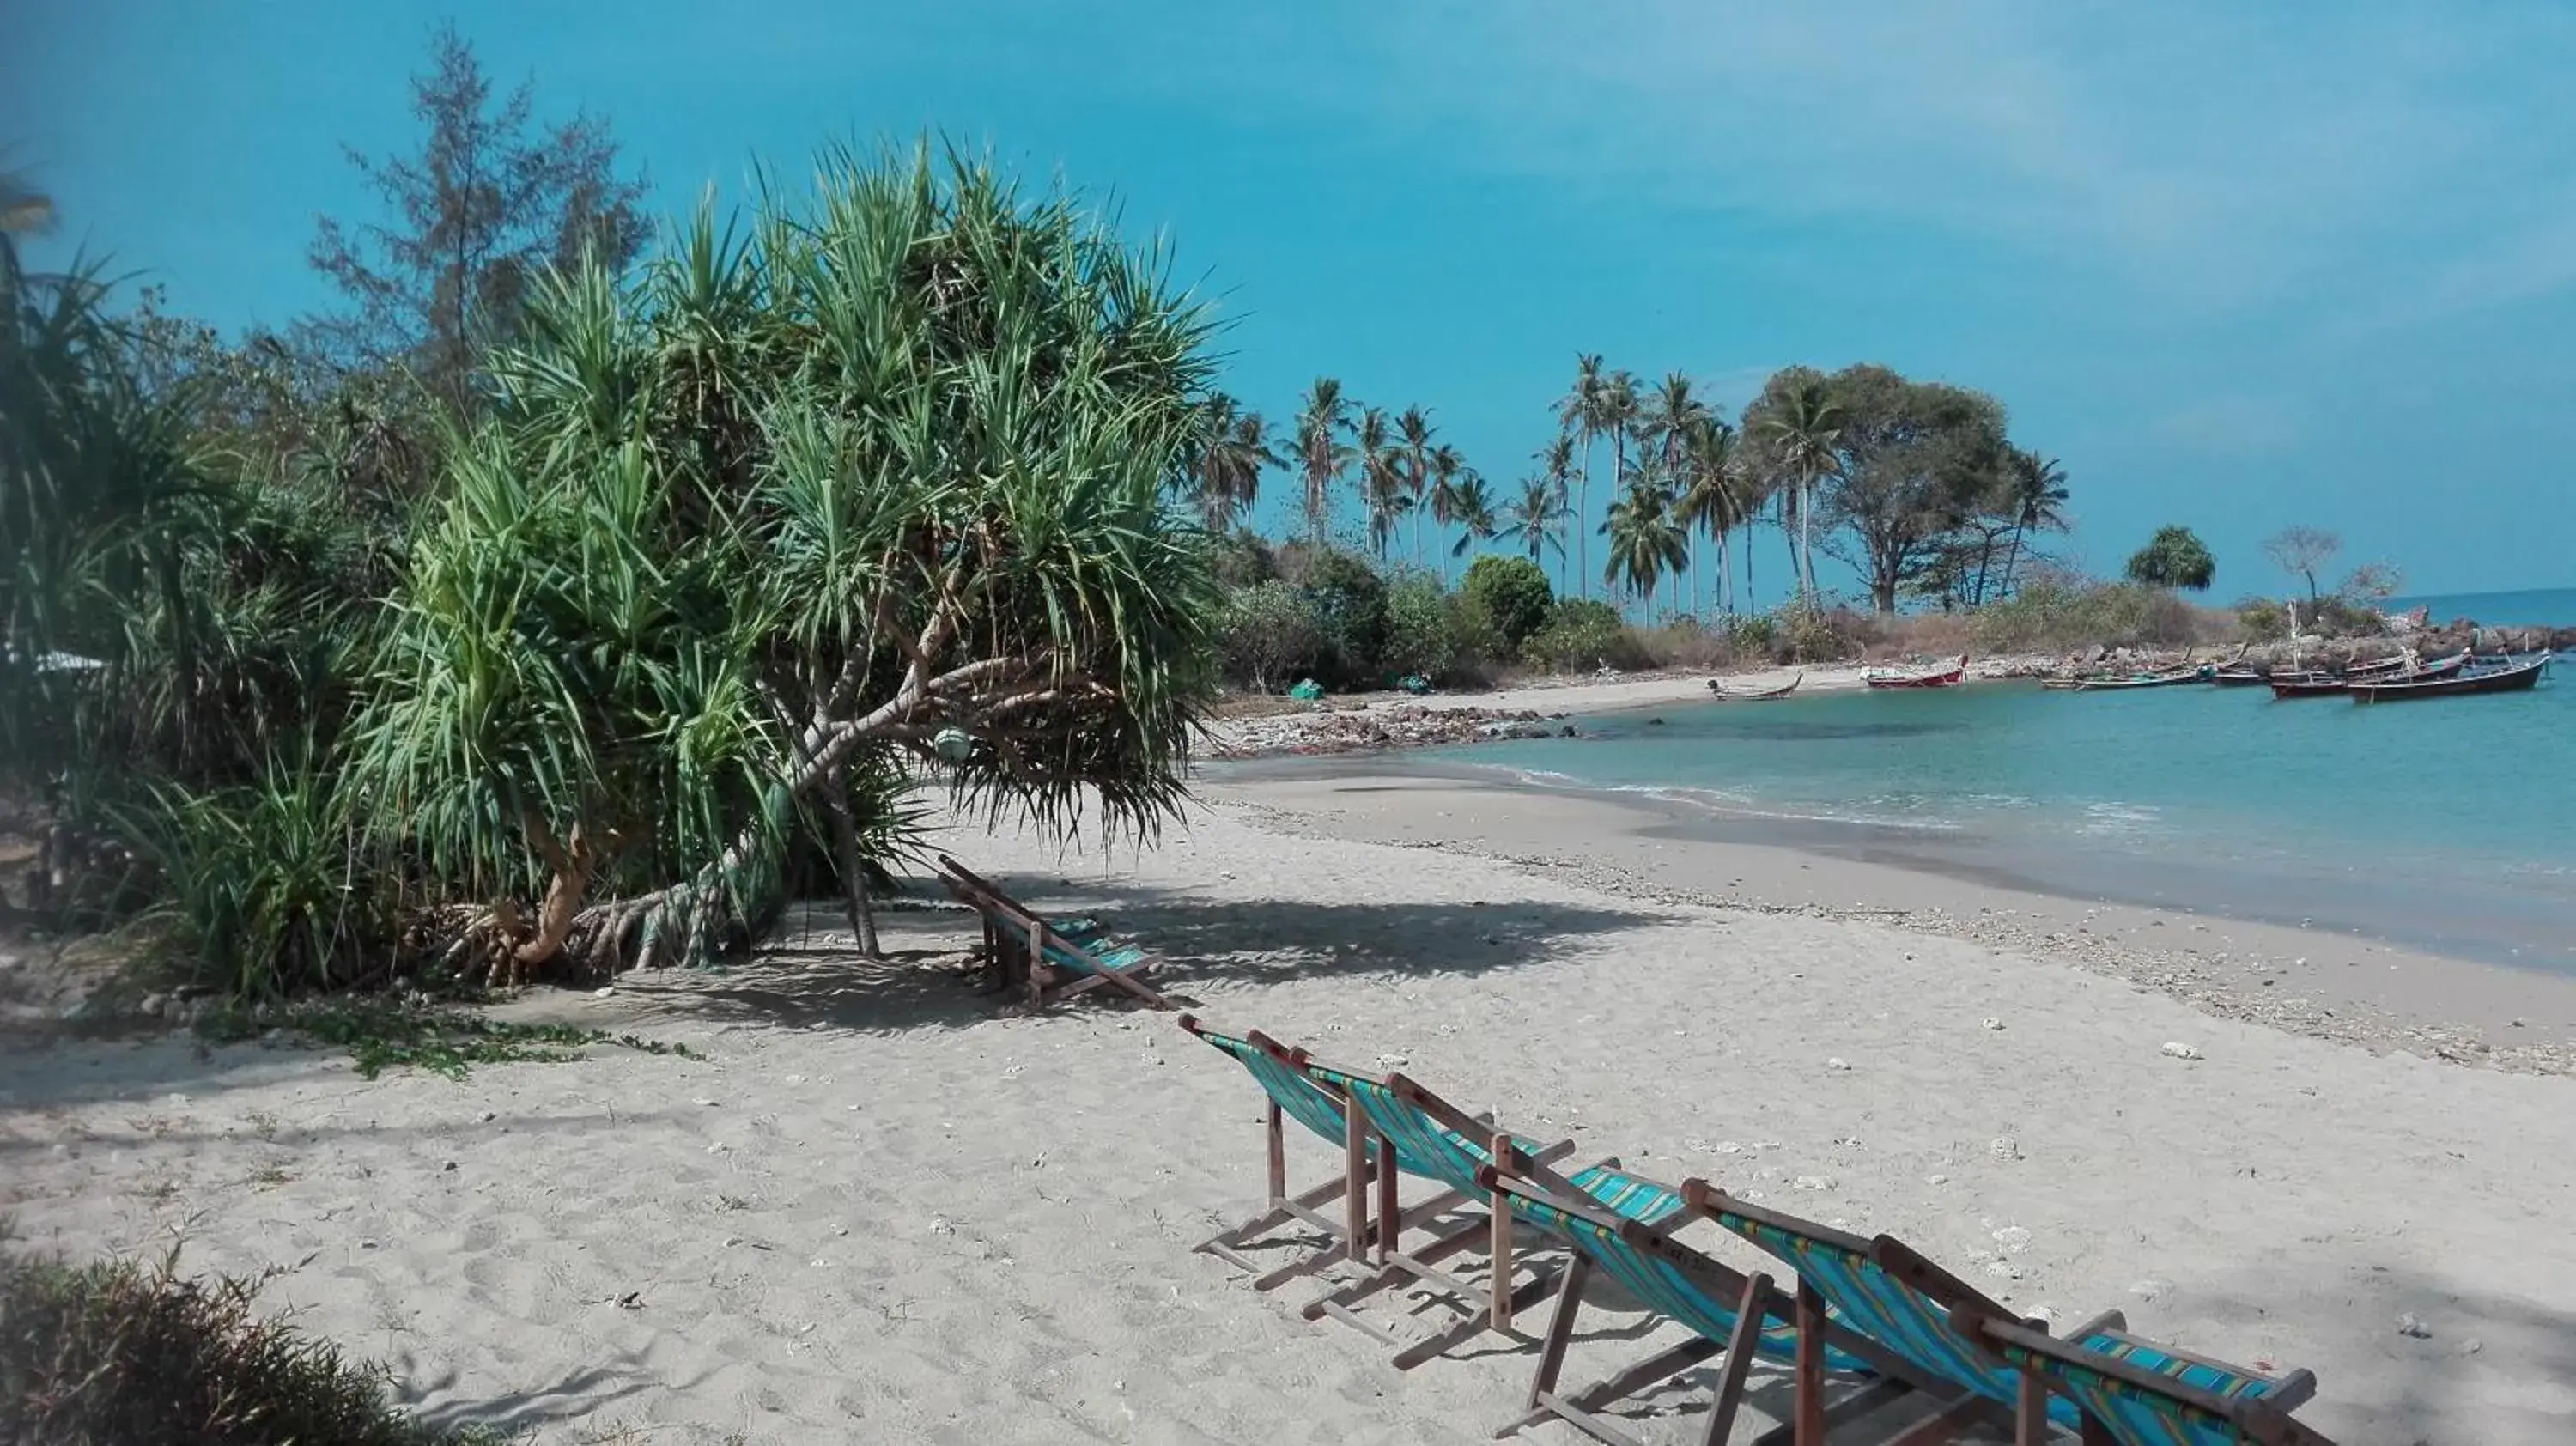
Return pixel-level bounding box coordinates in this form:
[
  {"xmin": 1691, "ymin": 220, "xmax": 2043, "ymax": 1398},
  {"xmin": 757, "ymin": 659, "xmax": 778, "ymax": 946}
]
[{"xmin": 1176, "ymin": 360, "xmax": 2078, "ymax": 617}]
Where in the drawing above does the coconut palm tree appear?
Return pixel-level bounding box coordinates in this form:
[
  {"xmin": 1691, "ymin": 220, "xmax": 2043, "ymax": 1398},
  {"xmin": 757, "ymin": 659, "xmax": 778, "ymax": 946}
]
[
  {"xmin": 1673, "ymin": 419, "xmax": 1747, "ymax": 616},
  {"xmin": 1355, "ymin": 405, "xmax": 1408, "ymax": 561},
  {"xmin": 1998, "ymin": 448, "xmax": 2069, "ymax": 598},
  {"xmin": 1499, "ymin": 475, "xmax": 1565, "ymax": 564},
  {"xmin": 1292, "ymin": 377, "xmax": 1352, "ymax": 544},
  {"xmin": 1182, "ymin": 394, "xmax": 1277, "ymax": 532},
  {"xmin": 1600, "ymin": 471, "xmax": 1688, "ymax": 612},
  {"xmin": 1423, "ymin": 442, "xmax": 1467, "ymax": 568},
  {"xmin": 1395, "ymin": 404, "xmax": 1434, "ymax": 567},
  {"xmin": 1753, "ymin": 377, "xmax": 1840, "ymax": 600},
  {"xmin": 1638, "ymin": 371, "xmax": 1711, "ymax": 476},
  {"xmin": 1600, "ymin": 368, "xmax": 1643, "ymax": 569},
  {"xmin": 1443, "ymin": 473, "xmax": 1498, "ymax": 572},
  {"xmin": 1553, "ymin": 354, "xmax": 1607, "ymax": 598}
]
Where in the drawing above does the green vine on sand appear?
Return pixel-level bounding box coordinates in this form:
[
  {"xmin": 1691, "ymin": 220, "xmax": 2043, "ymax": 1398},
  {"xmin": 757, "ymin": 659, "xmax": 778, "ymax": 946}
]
[{"xmin": 197, "ymin": 999, "xmax": 701, "ymax": 1080}]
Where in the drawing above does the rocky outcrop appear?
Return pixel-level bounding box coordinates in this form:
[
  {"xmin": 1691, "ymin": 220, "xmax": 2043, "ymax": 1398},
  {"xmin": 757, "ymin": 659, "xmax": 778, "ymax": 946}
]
[{"xmin": 1208, "ymin": 703, "xmax": 1573, "ymax": 759}]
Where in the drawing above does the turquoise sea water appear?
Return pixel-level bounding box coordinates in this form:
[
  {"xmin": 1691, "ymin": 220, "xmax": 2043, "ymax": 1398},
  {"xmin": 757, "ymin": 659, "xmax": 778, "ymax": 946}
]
[
  {"xmin": 1432, "ymin": 671, "xmax": 2576, "ymax": 969},
  {"xmin": 2390, "ymin": 586, "xmax": 2576, "ymax": 628}
]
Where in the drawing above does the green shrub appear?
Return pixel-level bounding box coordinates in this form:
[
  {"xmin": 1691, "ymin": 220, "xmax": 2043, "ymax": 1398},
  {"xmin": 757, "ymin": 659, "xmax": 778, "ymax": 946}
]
[
  {"xmin": 0, "ymin": 1238, "xmax": 472, "ymax": 1445},
  {"xmin": 1775, "ymin": 600, "xmax": 1850, "ymax": 664},
  {"xmin": 1380, "ymin": 578, "xmax": 1457, "ymax": 682},
  {"xmin": 1445, "ymin": 592, "xmax": 1510, "ymax": 680},
  {"xmin": 1216, "ymin": 580, "xmax": 1322, "ymax": 692},
  {"xmin": 1522, "ymin": 598, "xmax": 1652, "ymax": 672},
  {"xmin": 1297, "ymin": 550, "xmax": 1389, "ymax": 689},
  {"xmin": 1972, "ymin": 579, "xmax": 2207, "ymax": 652},
  {"xmin": 1460, "ymin": 556, "xmax": 1553, "ymax": 646},
  {"xmin": 2236, "ymin": 597, "xmax": 2290, "ymax": 642},
  {"xmin": 1726, "ymin": 611, "xmax": 1779, "ymax": 657}
]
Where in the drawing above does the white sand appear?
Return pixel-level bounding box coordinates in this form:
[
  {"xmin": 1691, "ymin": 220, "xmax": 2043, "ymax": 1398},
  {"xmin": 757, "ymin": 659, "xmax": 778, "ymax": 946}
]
[{"xmin": 7, "ymin": 799, "xmax": 2573, "ymax": 1443}]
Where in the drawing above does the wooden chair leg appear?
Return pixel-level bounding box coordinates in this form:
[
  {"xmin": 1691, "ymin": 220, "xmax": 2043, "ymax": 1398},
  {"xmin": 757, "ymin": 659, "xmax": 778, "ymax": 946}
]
[
  {"xmin": 1700, "ymin": 1271, "xmax": 1771, "ymax": 1446},
  {"xmin": 1520, "ymin": 1252, "xmax": 1591, "ymax": 1418},
  {"xmin": 2015, "ymin": 1369, "xmax": 2047, "ymax": 1446},
  {"xmin": 1264, "ymin": 1102, "xmax": 1285, "ymax": 1203},
  {"xmin": 1376, "ymin": 1135, "xmax": 1400, "ymax": 1263},
  {"xmin": 1344, "ymin": 1106, "xmax": 1371, "ymax": 1263},
  {"xmin": 1794, "ymin": 1278, "xmax": 1826, "ymax": 1446}
]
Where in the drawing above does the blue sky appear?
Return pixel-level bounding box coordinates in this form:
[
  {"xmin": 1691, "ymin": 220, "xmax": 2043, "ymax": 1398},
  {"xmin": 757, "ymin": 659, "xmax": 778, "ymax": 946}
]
[{"xmin": 10, "ymin": 0, "xmax": 2575, "ymax": 600}]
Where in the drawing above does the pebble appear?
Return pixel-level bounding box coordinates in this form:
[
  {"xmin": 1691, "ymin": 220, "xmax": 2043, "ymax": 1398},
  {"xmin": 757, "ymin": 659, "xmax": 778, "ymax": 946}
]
[
  {"xmin": 1981, "ymin": 1018, "xmax": 2004, "ymax": 1031},
  {"xmin": 1991, "ymin": 1226, "xmax": 2032, "ymax": 1254},
  {"xmin": 478, "ymin": 1110, "xmax": 496, "ymax": 1123},
  {"xmin": 2160, "ymin": 1042, "xmax": 2204, "ymax": 1060},
  {"xmin": 1926, "ymin": 1174, "xmax": 1950, "ymax": 1186},
  {"xmin": 1792, "ymin": 1175, "xmax": 1837, "ymax": 1191},
  {"xmin": 1825, "ymin": 1057, "xmax": 1850, "ymax": 1072},
  {"xmin": 929, "ymin": 1216, "xmax": 956, "ymax": 1236},
  {"xmin": 2397, "ymin": 1314, "xmax": 2433, "ymax": 1339},
  {"xmin": 2457, "ymin": 1337, "xmax": 2483, "ymax": 1356},
  {"xmin": 1990, "ymin": 1137, "xmax": 2022, "ymax": 1162},
  {"xmin": 594, "ymin": 987, "xmax": 615, "ymax": 999},
  {"xmin": 1374, "ymin": 1054, "xmax": 1408, "ymax": 1070}
]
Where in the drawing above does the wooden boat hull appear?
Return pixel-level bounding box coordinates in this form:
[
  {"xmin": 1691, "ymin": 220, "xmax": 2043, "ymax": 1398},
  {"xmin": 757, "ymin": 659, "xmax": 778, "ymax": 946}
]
[
  {"xmin": 2269, "ymin": 673, "xmax": 2348, "ymax": 699},
  {"xmin": 1864, "ymin": 655, "xmax": 1969, "ymax": 690},
  {"xmin": 2209, "ymin": 667, "xmax": 2269, "ymax": 687},
  {"xmin": 2350, "ymin": 653, "xmax": 2549, "ymax": 702},
  {"xmin": 1709, "ymin": 672, "xmax": 1802, "ymax": 701},
  {"xmin": 2062, "ymin": 665, "xmax": 2214, "ymax": 691}
]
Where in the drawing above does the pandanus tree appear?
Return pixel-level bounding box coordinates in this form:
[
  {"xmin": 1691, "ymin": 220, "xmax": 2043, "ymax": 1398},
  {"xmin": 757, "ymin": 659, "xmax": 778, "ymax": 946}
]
[{"xmin": 349, "ymin": 143, "xmax": 1224, "ymax": 979}]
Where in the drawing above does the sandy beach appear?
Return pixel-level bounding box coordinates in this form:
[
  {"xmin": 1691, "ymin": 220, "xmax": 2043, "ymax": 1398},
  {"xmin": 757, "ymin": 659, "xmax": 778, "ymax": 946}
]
[{"xmin": 8, "ymin": 769, "xmax": 2576, "ymax": 1443}]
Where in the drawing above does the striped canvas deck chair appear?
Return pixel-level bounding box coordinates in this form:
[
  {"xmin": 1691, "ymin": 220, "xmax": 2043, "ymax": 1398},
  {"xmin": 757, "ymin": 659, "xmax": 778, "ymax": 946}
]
[
  {"xmin": 1484, "ymin": 1169, "xmax": 1924, "ymax": 1446},
  {"xmin": 933, "ymin": 854, "xmax": 1174, "ymax": 1011},
  {"xmin": 1297, "ymin": 1065, "xmax": 1676, "ymax": 1370},
  {"xmin": 1176, "ymin": 1016, "xmax": 1473, "ymax": 1291},
  {"xmin": 1961, "ymin": 1313, "xmax": 2332, "ymax": 1446},
  {"xmin": 1686, "ymin": 1180, "xmax": 2129, "ymax": 1443}
]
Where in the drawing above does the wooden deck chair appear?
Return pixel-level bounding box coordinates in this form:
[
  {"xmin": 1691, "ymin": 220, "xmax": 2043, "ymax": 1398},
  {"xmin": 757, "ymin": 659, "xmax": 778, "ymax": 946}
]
[
  {"xmin": 1175, "ymin": 1016, "xmax": 1473, "ymax": 1291},
  {"xmin": 1686, "ymin": 1180, "xmax": 2129, "ymax": 1444},
  {"xmin": 1484, "ymin": 1168, "xmax": 1930, "ymax": 1446},
  {"xmin": 1959, "ymin": 1310, "xmax": 2332, "ymax": 1446},
  {"xmin": 1296, "ymin": 1065, "xmax": 1676, "ymax": 1370},
  {"xmin": 933, "ymin": 854, "xmax": 1174, "ymax": 1011}
]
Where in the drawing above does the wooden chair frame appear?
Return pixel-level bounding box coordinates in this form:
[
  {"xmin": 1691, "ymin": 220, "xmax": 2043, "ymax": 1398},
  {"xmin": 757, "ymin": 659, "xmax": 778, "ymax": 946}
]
[
  {"xmin": 933, "ymin": 854, "xmax": 1174, "ymax": 1011},
  {"xmin": 1958, "ymin": 1311, "xmax": 2330, "ymax": 1446},
  {"xmin": 1176, "ymin": 1017, "xmax": 1470, "ymax": 1292}
]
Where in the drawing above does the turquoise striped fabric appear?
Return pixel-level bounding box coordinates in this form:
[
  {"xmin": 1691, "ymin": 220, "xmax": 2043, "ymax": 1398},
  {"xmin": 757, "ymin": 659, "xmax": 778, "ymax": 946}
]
[
  {"xmin": 1495, "ymin": 1188, "xmax": 1862, "ymax": 1371},
  {"xmin": 1707, "ymin": 1206, "xmax": 2087, "ymax": 1429},
  {"xmin": 1043, "ymin": 938, "xmax": 1143, "ymax": 976},
  {"xmin": 1189, "ymin": 1030, "xmax": 1348, "ymax": 1145},
  {"xmin": 1329, "ymin": 1074, "xmax": 1684, "ymax": 1227},
  {"xmin": 1997, "ymin": 1335, "xmax": 2285, "ymax": 1446}
]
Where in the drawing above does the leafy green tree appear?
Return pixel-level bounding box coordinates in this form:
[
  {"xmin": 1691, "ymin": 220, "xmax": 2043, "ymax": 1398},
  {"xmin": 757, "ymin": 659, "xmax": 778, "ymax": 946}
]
[
  {"xmin": 1461, "ymin": 555, "xmax": 1553, "ymax": 646},
  {"xmin": 350, "ymin": 143, "xmax": 1223, "ymax": 980},
  {"xmin": 2125, "ymin": 526, "xmax": 2217, "ymax": 591},
  {"xmin": 305, "ymin": 21, "xmax": 651, "ymax": 422},
  {"xmin": 1218, "ymin": 580, "xmax": 1321, "ymax": 692},
  {"xmin": 1381, "ymin": 576, "xmax": 1457, "ymax": 681},
  {"xmin": 1296, "ymin": 549, "xmax": 1389, "ymax": 689}
]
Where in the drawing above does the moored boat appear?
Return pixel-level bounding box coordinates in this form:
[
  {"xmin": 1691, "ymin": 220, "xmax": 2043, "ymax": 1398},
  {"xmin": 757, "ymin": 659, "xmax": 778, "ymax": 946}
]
[
  {"xmin": 1708, "ymin": 671, "xmax": 1802, "ymax": 701},
  {"xmin": 2051, "ymin": 663, "xmax": 2214, "ymax": 691},
  {"xmin": 2349, "ymin": 652, "xmax": 2549, "ymax": 702},
  {"xmin": 2268, "ymin": 671, "xmax": 2348, "ymax": 700},
  {"xmin": 1863, "ymin": 654, "xmax": 1969, "ymax": 690},
  {"xmin": 2209, "ymin": 665, "xmax": 2270, "ymax": 686}
]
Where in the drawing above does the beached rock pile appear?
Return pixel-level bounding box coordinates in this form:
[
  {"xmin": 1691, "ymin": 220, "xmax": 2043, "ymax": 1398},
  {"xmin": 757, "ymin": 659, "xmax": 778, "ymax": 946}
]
[{"xmin": 1208, "ymin": 703, "xmax": 1571, "ymax": 759}]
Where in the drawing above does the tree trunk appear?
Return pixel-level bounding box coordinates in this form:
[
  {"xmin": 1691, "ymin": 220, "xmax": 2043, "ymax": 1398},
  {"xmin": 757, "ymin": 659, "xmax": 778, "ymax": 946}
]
[
  {"xmin": 826, "ymin": 768, "xmax": 882, "ymax": 958},
  {"xmin": 1798, "ymin": 480, "xmax": 1817, "ymax": 601},
  {"xmin": 2000, "ymin": 526, "xmax": 2026, "ymax": 598}
]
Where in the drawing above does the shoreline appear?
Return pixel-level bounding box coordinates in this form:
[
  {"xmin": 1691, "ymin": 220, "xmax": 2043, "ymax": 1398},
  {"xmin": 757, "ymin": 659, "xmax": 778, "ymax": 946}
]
[{"xmin": 1199, "ymin": 756, "xmax": 2576, "ymax": 1075}]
